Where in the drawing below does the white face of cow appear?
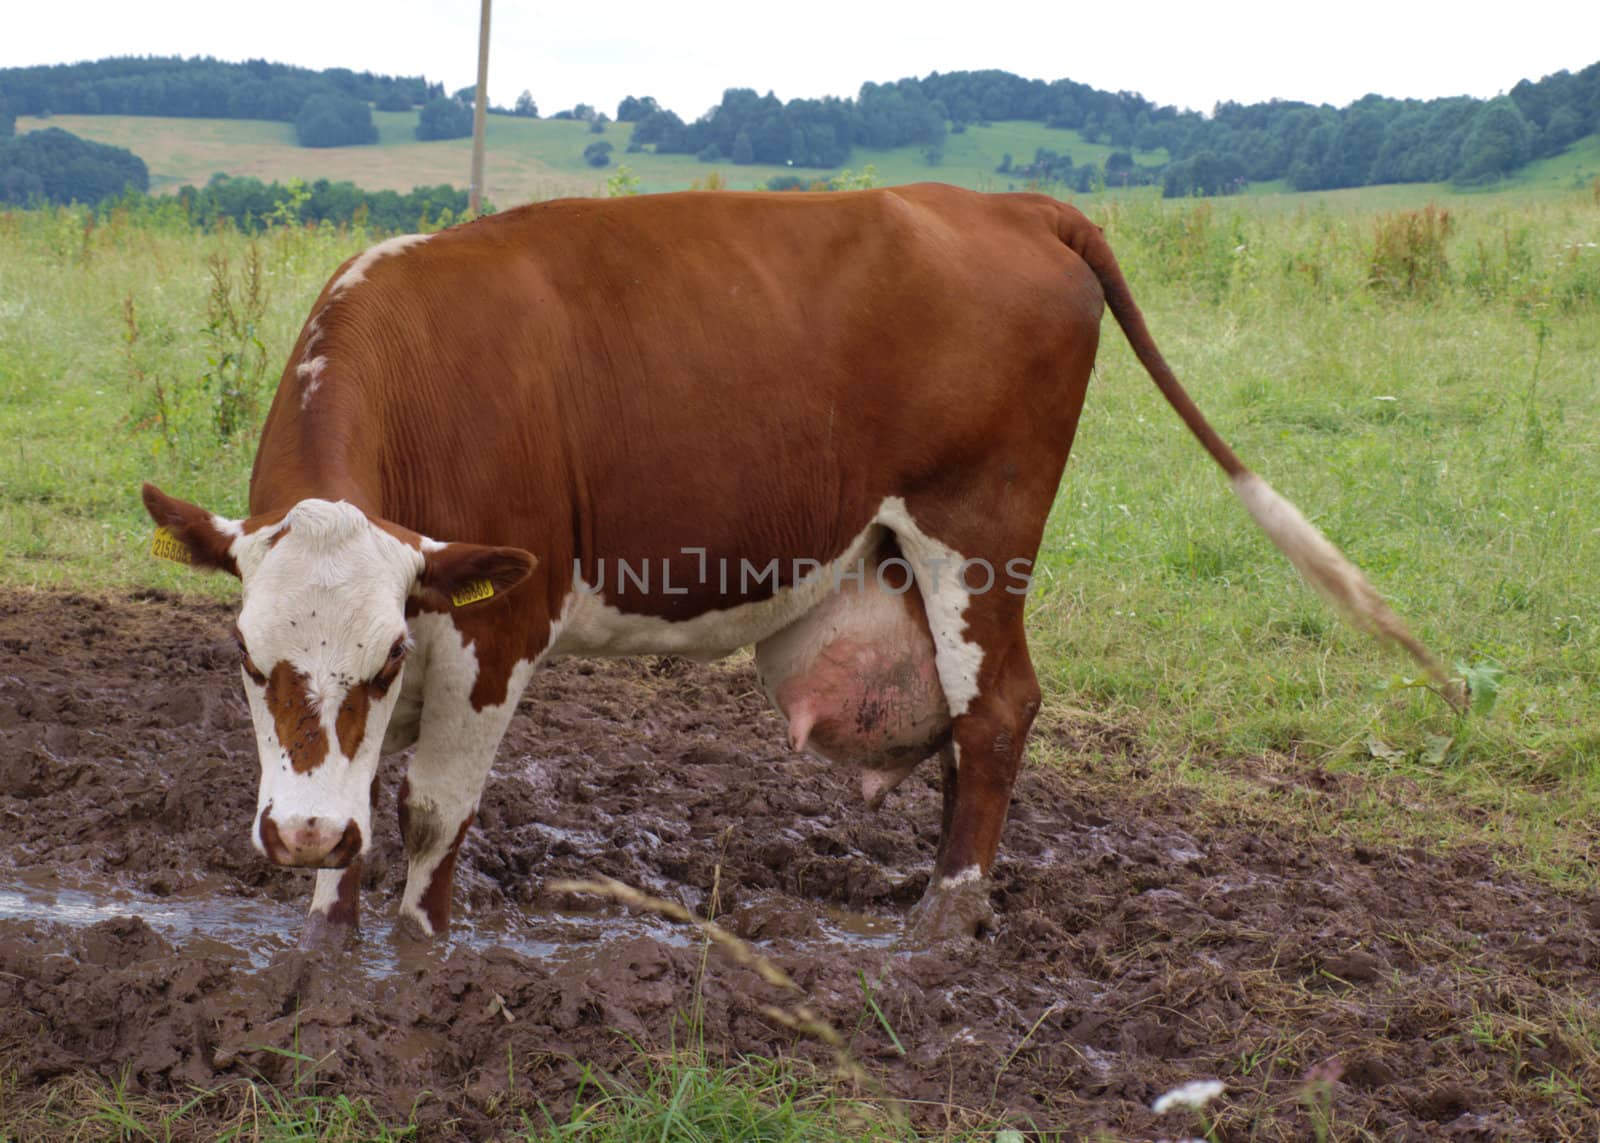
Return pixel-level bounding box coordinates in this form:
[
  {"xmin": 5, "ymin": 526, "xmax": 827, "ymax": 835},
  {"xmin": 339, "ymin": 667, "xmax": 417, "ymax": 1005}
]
[
  {"xmin": 233, "ymin": 500, "xmax": 421, "ymax": 867},
  {"xmin": 140, "ymin": 485, "xmax": 536, "ymax": 870}
]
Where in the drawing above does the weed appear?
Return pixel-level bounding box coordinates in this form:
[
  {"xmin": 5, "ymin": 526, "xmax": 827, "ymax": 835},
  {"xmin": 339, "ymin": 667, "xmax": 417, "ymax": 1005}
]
[
  {"xmin": 604, "ymin": 165, "xmax": 640, "ymax": 197},
  {"xmin": 1368, "ymin": 204, "xmax": 1454, "ymax": 296},
  {"xmin": 200, "ymin": 243, "xmax": 270, "ymax": 441}
]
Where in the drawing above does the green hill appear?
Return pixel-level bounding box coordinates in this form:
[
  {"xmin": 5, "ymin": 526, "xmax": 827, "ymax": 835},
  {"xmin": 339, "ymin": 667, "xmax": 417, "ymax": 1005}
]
[
  {"xmin": 15, "ymin": 108, "xmax": 1599, "ymax": 209},
  {"xmin": 17, "ymin": 109, "xmax": 1169, "ymax": 203}
]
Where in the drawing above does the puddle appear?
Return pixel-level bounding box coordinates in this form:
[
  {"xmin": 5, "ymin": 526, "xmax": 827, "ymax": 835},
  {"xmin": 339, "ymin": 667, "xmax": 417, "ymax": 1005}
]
[
  {"xmin": 0, "ymin": 877, "xmax": 689, "ymax": 974},
  {"xmin": 0, "ymin": 880, "xmax": 300, "ymax": 968},
  {"xmin": 819, "ymin": 903, "xmax": 900, "ymax": 948}
]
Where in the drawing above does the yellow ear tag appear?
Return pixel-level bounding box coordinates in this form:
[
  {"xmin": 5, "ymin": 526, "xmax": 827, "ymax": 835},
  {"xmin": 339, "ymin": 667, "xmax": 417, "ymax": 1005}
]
[
  {"xmin": 451, "ymin": 578, "xmax": 495, "ymax": 607},
  {"xmin": 150, "ymin": 526, "xmax": 193, "ymax": 565}
]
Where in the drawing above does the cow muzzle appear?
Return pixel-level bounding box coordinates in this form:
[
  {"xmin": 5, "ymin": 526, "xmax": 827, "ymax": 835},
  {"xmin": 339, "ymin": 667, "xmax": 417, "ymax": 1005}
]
[{"xmin": 258, "ymin": 808, "xmax": 363, "ymax": 868}]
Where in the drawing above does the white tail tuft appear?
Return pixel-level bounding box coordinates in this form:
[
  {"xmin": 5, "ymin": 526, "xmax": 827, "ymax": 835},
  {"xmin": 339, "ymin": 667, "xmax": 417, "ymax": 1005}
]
[{"xmin": 1232, "ymin": 470, "xmax": 1457, "ymax": 700}]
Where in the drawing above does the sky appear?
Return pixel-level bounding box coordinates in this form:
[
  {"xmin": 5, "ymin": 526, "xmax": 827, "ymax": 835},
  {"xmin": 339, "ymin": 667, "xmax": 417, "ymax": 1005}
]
[{"xmin": 6, "ymin": 1, "xmax": 1598, "ymax": 121}]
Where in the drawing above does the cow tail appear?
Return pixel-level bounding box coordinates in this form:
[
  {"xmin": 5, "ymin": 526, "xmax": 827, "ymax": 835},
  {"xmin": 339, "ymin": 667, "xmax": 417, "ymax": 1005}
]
[{"xmin": 1057, "ymin": 207, "xmax": 1459, "ymax": 701}]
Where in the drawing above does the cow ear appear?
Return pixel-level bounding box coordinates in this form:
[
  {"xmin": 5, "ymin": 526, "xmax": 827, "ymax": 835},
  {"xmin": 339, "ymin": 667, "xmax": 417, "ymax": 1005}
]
[
  {"xmin": 141, "ymin": 483, "xmax": 242, "ymax": 577},
  {"xmin": 418, "ymin": 543, "xmax": 537, "ymax": 610}
]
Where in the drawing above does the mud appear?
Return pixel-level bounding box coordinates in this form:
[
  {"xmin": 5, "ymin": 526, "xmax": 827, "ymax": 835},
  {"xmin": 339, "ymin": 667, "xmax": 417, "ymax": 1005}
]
[{"xmin": 1, "ymin": 589, "xmax": 1596, "ymax": 1139}]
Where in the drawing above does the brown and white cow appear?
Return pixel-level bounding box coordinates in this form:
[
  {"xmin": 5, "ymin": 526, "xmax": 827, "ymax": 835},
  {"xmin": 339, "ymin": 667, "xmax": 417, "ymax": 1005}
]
[{"xmin": 142, "ymin": 183, "xmax": 1450, "ymax": 945}]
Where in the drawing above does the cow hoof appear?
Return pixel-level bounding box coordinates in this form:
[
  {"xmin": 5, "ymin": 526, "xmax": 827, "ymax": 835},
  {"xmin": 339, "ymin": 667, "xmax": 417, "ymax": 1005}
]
[
  {"xmin": 396, "ymin": 909, "xmax": 440, "ymax": 943},
  {"xmin": 904, "ymin": 875, "xmax": 996, "ymax": 945},
  {"xmin": 298, "ymin": 912, "xmax": 358, "ymax": 951}
]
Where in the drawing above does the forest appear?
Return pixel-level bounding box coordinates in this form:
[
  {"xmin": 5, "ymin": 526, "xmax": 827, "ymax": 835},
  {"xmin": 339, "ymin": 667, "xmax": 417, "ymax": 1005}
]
[
  {"xmin": 632, "ymin": 64, "xmax": 1600, "ymax": 193},
  {"xmin": 0, "ymin": 113, "xmax": 149, "ymax": 205}
]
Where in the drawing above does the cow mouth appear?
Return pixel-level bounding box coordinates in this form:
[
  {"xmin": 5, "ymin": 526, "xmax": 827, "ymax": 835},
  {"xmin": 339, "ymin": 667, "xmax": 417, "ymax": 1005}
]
[{"xmin": 258, "ymin": 812, "xmax": 364, "ymax": 868}]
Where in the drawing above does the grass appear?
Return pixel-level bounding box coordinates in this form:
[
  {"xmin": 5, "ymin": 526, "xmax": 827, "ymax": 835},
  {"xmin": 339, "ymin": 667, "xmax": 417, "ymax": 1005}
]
[
  {"xmin": 2, "ymin": 182, "xmax": 1599, "ymax": 1138},
  {"xmin": 0, "ymin": 1052, "xmax": 940, "ymax": 1142}
]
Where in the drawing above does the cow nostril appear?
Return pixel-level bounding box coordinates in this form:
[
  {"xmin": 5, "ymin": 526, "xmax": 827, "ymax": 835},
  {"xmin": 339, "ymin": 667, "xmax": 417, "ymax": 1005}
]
[
  {"xmin": 259, "ymin": 811, "xmax": 289, "ymax": 865},
  {"xmin": 326, "ymin": 820, "xmax": 364, "ymax": 868}
]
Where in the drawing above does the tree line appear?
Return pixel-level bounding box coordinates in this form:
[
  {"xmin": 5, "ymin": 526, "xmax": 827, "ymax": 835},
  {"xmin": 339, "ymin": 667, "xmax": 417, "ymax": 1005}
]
[
  {"xmin": 0, "ymin": 57, "xmax": 442, "ymax": 148},
  {"xmin": 0, "ymin": 57, "xmax": 434, "ymax": 123},
  {"xmin": 168, "ymin": 174, "xmax": 476, "ymax": 232},
  {"xmin": 1156, "ymin": 71, "xmax": 1600, "ymax": 195},
  {"xmin": 614, "ymin": 62, "xmax": 1599, "ymax": 192}
]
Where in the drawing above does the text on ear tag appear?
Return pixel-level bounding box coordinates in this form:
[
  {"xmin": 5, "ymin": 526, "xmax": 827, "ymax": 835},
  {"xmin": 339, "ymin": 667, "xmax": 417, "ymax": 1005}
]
[
  {"xmin": 150, "ymin": 527, "xmax": 193, "ymax": 565},
  {"xmin": 452, "ymin": 578, "xmax": 495, "ymax": 607}
]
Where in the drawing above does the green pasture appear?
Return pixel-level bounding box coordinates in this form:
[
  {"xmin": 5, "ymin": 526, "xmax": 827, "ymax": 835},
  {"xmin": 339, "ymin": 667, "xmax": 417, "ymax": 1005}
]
[
  {"xmin": 20, "ymin": 110, "xmax": 1173, "ymax": 201},
  {"xmin": 1, "ymin": 183, "xmax": 1597, "ymax": 1138},
  {"xmin": 18, "ymin": 107, "xmax": 1600, "ymax": 210}
]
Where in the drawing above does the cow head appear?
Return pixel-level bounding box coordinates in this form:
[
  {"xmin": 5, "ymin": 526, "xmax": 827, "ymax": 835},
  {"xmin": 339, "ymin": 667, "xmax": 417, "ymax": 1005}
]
[{"xmin": 141, "ymin": 484, "xmax": 534, "ymax": 868}]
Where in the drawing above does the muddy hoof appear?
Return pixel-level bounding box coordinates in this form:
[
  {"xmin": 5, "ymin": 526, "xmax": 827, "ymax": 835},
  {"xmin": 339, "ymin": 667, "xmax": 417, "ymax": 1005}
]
[
  {"xmin": 904, "ymin": 875, "xmax": 996, "ymax": 945},
  {"xmin": 298, "ymin": 913, "xmax": 357, "ymax": 951}
]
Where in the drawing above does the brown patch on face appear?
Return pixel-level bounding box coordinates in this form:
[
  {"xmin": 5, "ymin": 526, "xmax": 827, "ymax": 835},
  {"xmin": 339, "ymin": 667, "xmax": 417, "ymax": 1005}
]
[
  {"xmin": 418, "ymin": 813, "xmax": 475, "ymax": 934},
  {"xmin": 336, "ymin": 636, "xmax": 406, "ymax": 759},
  {"xmin": 335, "ymin": 684, "xmax": 370, "ymax": 760},
  {"xmin": 266, "ymin": 661, "xmax": 328, "ymax": 773}
]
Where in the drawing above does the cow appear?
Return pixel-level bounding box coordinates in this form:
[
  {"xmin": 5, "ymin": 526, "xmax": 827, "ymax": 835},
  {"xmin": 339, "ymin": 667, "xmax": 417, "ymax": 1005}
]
[{"xmin": 142, "ymin": 183, "xmax": 1451, "ymax": 946}]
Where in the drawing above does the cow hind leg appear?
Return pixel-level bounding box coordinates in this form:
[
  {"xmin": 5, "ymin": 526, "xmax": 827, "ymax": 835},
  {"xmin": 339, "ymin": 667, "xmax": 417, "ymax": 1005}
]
[
  {"xmin": 886, "ymin": 509, "xmax": 1042, "ymax": 942},
  {"xmin": 911, "ymin": 637, "xmax": 1039, "ymax": 940}
]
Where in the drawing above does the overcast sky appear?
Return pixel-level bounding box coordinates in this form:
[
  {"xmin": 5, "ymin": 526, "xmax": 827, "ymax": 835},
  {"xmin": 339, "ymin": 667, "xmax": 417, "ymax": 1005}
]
[{"xmin": 7, "ymin": 1, "xmax": 1597, "ymax": 120}]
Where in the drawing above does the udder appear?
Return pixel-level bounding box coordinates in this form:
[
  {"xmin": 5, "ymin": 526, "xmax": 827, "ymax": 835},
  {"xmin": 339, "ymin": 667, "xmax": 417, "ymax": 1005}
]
[{"xmin": 755, "ymin": 541, "xmax": 950, "ymax": 808}]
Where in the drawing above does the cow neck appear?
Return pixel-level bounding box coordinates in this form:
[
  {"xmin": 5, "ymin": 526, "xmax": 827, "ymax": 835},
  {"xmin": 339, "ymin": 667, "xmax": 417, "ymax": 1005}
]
[{"xmin": 249, "ymin": 386, "xmax": 385, "ymax": 520}]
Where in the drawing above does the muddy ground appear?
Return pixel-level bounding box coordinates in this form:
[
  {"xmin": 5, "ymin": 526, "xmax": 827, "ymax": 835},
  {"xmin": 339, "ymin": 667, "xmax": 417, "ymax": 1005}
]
[{"xmin": 0, "ymin": 589, "xmax": 1596, "ymax": 1140}]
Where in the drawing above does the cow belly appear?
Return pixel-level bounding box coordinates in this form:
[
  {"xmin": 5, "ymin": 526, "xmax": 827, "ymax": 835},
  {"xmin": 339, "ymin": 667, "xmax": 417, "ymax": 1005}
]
[{"xmin": 755, "ymin": 543, "xmax": 950, "ymax": 808}]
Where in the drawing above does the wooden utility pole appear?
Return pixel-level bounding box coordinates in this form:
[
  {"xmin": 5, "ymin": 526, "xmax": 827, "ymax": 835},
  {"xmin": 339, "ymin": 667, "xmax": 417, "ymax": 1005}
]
[{"xmin": 469, "ymin": 0, "xmax": 491, "ymax": 216}]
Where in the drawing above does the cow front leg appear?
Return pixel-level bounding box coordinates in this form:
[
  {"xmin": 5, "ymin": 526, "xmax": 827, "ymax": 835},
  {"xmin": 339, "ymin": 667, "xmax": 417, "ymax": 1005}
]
[
  {"xmin": 298, "ymin": 773, "xmax": 380, "ymax": 947},
  {"xmin": 300, "ymin": 862, "xmax": 363, "ymax": 948},
  {"xmin": 397, "ymin": 773, "xmax": 482, "ymax": 938},
  {"xmin": 394, "ymin": 627, "xmax": 536, "ymax": 939},
  {"xmin": 396, "ymin": 709, "xmax": 524, "ymax": 938}
]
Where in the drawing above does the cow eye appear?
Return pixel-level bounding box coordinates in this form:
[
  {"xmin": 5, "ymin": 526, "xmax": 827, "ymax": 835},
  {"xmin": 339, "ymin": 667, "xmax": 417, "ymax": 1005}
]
[
  {"xmin": 372, "ymin": 636, "xmax": 408, "ymax": 694},
  {"xmin": 233, "ymin": 628, "xmax": 267, "ymax": 685}
]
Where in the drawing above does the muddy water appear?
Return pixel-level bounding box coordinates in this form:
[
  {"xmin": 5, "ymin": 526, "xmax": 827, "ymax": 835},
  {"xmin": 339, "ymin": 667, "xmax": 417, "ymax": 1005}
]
[{"xmin": 1, "ymin": 590, "xmax": 1597, "ymax": 1139}]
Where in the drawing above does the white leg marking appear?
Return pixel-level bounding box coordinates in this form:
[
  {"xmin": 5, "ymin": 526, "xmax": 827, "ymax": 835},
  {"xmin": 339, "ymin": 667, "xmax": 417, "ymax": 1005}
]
[
  {"xmin": 873, "ymin": 497, "xmax": 985, "ymax": 717},
  {"xmin": 309, "ymin": 867, "xmax": 347, "ymax": 916},
  {"xmin": 940, "ymin": 864, "xmax": 984, "ymax": 889}
]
